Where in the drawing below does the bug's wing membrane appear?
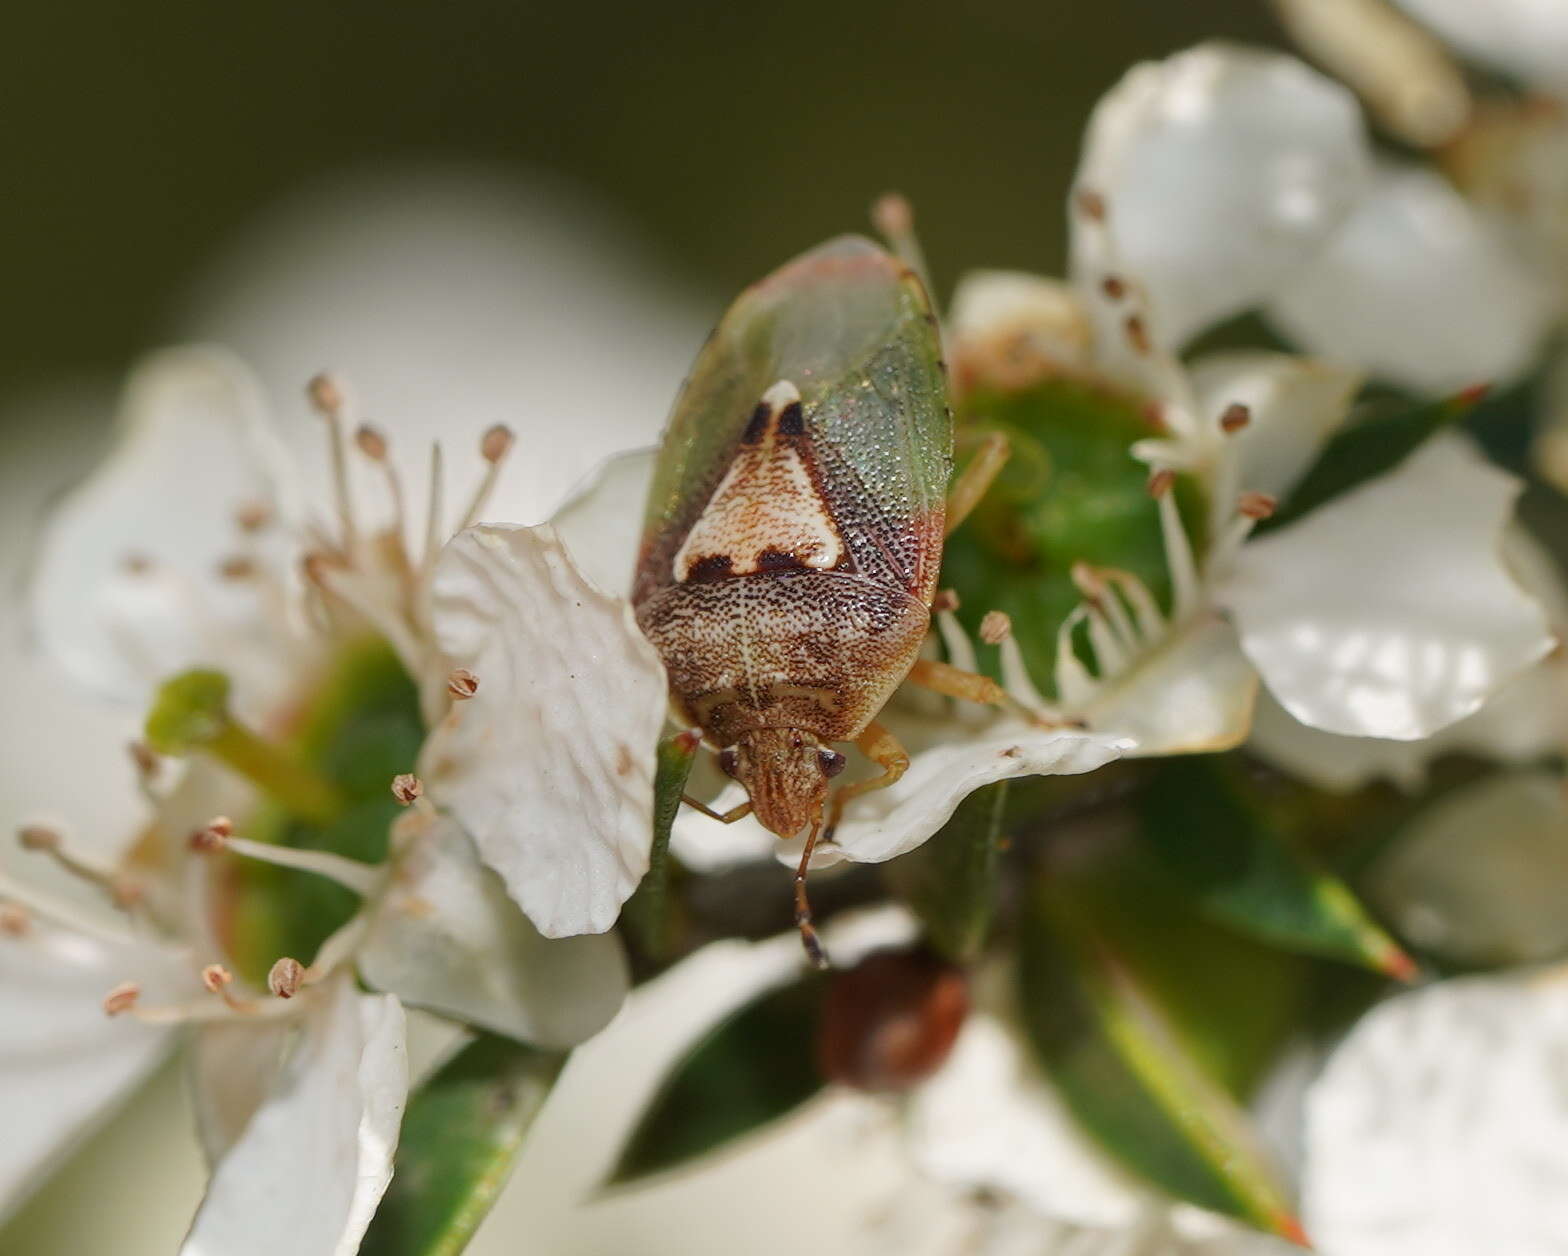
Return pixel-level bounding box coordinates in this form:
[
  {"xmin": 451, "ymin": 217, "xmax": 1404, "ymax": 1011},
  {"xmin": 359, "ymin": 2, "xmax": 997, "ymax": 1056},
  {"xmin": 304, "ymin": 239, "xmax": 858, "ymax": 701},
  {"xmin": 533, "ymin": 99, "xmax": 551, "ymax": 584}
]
[{"xmin": 633, "ymin": 235, "xmax": 950, "ymax": 605}]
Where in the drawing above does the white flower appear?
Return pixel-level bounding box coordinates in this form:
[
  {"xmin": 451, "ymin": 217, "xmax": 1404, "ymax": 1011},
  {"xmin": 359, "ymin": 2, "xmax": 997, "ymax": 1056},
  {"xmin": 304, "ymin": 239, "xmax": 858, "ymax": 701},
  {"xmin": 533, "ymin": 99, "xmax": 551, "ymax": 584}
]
[
  {"xmin": 1303, "ymin": 964, "xmax": 1568, "ymax": 1255},
  {"xmin": 944, "ymin": 46, "xmax": 1555, "ymax": 763},
  {"xmin": 4, "ymin": 172, "xmax": 698, "ymax": 1242}
]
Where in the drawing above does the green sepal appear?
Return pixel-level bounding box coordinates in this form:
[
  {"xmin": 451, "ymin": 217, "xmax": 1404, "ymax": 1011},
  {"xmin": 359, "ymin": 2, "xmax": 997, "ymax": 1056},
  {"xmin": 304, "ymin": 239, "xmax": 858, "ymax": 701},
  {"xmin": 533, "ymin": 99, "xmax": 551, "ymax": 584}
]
[
  {"xmin": 608, "ymin": 973, "xmax": 826, "ymax": 1185},
  {"xmin": 361, "ymin": 1034, "xmax": 564, "ymax": 1256},
  {"xmin": 1135, "ymin": 756, "xmax": 1416, "ymax": 980},
  {"xmin": 623, "ymin": 731, "xmax": 701, "ymax": 961},
  {"xmin": 1262, "ymin": 387, "xmax": 1482, "ymax": 532},
  {"xmin": 887, "ymin": 780, "xmax": 1008, "ymax": 962},
  {"xmin": 1016, "ymin": 841, "xmax": 1305, "ymax": 1239}
]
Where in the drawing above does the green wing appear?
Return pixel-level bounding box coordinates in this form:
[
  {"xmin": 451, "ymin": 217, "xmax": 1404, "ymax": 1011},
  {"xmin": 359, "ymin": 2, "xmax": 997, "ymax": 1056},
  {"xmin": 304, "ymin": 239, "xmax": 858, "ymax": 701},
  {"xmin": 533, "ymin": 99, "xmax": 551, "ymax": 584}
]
[{"xmin": 633, "ymin": 235, "xmax": 951, "ymax": 604}]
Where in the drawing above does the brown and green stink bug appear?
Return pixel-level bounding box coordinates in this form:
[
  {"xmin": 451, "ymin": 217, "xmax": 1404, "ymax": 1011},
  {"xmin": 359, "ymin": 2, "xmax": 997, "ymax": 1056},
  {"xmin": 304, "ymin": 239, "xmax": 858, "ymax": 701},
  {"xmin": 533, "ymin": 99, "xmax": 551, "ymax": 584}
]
[{"xmin": 632, "ymin": 233, "xmax": 1011, "ymax": 961}]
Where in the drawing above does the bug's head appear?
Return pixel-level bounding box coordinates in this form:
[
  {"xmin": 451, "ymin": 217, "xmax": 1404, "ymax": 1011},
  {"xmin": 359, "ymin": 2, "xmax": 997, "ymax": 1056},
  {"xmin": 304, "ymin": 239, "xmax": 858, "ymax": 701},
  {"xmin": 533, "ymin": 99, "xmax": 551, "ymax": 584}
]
[{"xmin": 720, "ymin": 728, "xmax": 847, "ymax": 839}]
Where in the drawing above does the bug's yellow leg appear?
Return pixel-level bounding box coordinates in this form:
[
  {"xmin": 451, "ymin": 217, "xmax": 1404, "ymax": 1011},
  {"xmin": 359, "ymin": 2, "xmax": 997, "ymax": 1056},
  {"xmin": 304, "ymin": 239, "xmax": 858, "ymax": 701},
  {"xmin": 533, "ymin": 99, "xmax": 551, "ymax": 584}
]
[
  {"xmin": 826, "ymin": 720, "xmax": 911, "ymax": 835},
  {"xmin": 906, "ymin": 657, "xmax": 1053, "ymax": 726},
  {"xmin": 945, "ymin": 431, "xmax": 1011, "ymax": 535},
  {"xmin": 680, "ymin": 795, "xmax": 754, "ymax": 824}
]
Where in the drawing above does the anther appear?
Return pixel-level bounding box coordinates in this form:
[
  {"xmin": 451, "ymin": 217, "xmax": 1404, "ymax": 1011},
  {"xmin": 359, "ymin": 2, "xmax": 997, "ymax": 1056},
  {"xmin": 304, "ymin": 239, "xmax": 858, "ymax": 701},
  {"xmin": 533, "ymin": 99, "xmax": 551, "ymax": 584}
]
[
  {"xmin": 190, "ymin": 816, "xmax": 233, "ymax": 852},
  {"xmin": 1070, "ymin": 561, "xmax": 1106, "ymax": 602},
  {"xmin": 103, "ymin": 981, "xmax": 141, "ymax": 1017},
  {"xmin": 1124, "ymin": 314, "xmax": 1151, "ymax": 356},
  {"xmin": 1238, "ymin": 491, "xmax": 1277, "ymax": 521},
  {"xmin": 121, "ymin": 552, "xmax": 154, "ymax": 576},
  {"xmin": 390, "ymin": 773, "xmax": 424, "ymax": 806},
  {"xmin": 1101, "ymin": 274, "xmax": 1126, "ymax": 300},
  {"xmin": 0, "ymin": 902, "xmax": 30, "ymax": 937},
  {"xmin": 217, "ymin": 555, "xmax": 256, "ymax": 581},
  {"xmin": 979, "ymin": 610, "xmax": 1013, "ymax": 645},
  {"xmin": 355, "ymin": 424, "xmax": 389, "ymax": 461},
  {"xmin": 128, "ymin": 741, "xmax": 160, "ymax": 780},
  {"xmin": 268, "ymin": 956, "xmax": 304, "ymax": 999},
  {"xmin": 480, "ymin": 424, "xmax": 514, "ymax": 464},
  {"xmin": 1146, "ymin": 468, "xmax": 1175, "ymax": 498},
  {"xmin": 1076, "ymin": 187, "xmax": 1108, "ymax": 221},
  {"xmin": 235, "ymin": 501, "xmax": 272, "ymax": 533},
  {"xmin": 307, "ymin": 373, "xmax": 346, "ymax": 418},
  {"xmin": 446, "ymin": 667, "xmax": 479, "ymax": 700},
  {"xmin": 201, "ymin": 964, "xmax": 233, "ymax": 993},
  {"xmin": 17, "ymin": 824, "xmax": 61, "ymax": 852},
  {"xmin": 1219, "ymin": 402, "xmax": 1252, "ymax": 433},
  {"xmin": 931, "ymin": 588, "xmax": 961, "ymax": 614}
]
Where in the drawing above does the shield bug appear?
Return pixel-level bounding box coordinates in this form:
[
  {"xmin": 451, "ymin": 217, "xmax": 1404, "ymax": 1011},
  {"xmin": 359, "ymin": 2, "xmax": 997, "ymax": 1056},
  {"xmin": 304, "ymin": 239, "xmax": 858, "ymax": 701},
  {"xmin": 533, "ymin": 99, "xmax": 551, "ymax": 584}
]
[{"xmin": 633, "ymin": 233, "xmax": 1012, "ymax": 962}]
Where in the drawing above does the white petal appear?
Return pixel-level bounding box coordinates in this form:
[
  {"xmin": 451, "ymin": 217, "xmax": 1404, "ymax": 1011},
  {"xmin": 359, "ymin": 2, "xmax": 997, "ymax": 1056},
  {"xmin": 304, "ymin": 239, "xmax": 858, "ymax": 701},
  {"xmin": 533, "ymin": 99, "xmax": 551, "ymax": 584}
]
[
  {"xmin": 1073, "ymin": 44, "xmax": 1371, "ymax": 351},
  {"xmin": 1393, "ymin": 0, "xmax": 1568, "ymax": 98},
  {"xmin": 948, "ymin": 270, "xmax": 1095, "ymax": 388},
  {"xmin": 188, "ymin": 1020, "xmax": 291, "ymax": 1165},
  {"xmin": 183, "ymin": 168, "xmax": 705, "ymax": 539},
  {"xmin": 29, "ymin": 348, "xmax": 297, "ymax": 703},
  {"xmin": 0, "ymin": 918, "xmax": 184, "ymax": 1220},
  {"xmin": 360, "ymin": 813, "xmax": 629, "ymax": 1048},
  {"xmin": 181, "ymin": 978, "xmax": 407, "ymax": 1256},
  {"xmin": 1188, "ymin": 351, "xmax": 1363, "ymax": 500},
  {"xmin": 822, "ymin": 722, "xmax": 1125, "ymax": 865},
  {"xmin": 907, "ymin": 1016, "xmax": 1149, "ymax": 1228},
  {"xmin": 1217, "ymin": 436, "xmax": 1552, "ymax": 739},
  {"xmin": 1267, "ymin": 165, "xmax": 1556, "ymax": 394},
  {"xmin": 1304, "ymin": 968, "xmax": 1568, "ymax": 1256},
  {"xmin": 1074, "ymin": 614, "xmax": 1259, "ymax": 756},
  {"xmin": 420, "ymin": 524, "xmax": 667, "ymax": 937},
  {"xmin": 1366, "ymin": 772, "xmax": 1568, "ymax": 967},
  {"xmin": 548, "ymin": 448, "xmax": 654, "ymax": 599}
]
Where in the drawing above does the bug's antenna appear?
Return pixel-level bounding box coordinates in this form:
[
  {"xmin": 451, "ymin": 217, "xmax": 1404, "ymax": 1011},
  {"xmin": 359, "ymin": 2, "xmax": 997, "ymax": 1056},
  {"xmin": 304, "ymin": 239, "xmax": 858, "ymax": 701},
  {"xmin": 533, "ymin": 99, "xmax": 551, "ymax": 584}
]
[
  {"xmin": 794, "ymin": 816, "xmax": 830, "ymax": 970},
  {"xmin": 871, "ymin": 192, "xmax": 934, "ymax": 301}
]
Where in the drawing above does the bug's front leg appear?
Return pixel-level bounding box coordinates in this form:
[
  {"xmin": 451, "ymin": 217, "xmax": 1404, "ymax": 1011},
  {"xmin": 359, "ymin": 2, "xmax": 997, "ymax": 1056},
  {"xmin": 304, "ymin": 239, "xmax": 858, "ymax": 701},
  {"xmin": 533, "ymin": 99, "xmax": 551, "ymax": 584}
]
[
  {"xmin": 826, "ymin": 720, "xmax": 911, "ymax": 835},
  {"xmin": 905, "ymin": 657, "xmax": 1054, "ymax": 727},
  {"xmin": 680, "ymin": 795, "xmax": 754, "ymax": 824},
  {"xmin": 945, "ymin": 430, "xmax": 1011, "ymax": 535}
]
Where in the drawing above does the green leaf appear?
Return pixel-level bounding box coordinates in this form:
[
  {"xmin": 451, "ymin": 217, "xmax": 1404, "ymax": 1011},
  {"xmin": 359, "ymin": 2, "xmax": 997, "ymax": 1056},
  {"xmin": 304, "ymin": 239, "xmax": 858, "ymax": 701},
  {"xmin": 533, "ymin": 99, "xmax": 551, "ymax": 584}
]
[
  {"xmin": 609, "ymin": 973, "xmax": 826, "ymax": 1184},
  {"xmin": 1136, "ymin": 756, "xmax": 1415, "ymax": 980},
  {"xmin": 942, "ymin": 378, "xmax": 1174, "ymax": 683},
  {"xmin": 888, "ymin": 780, "xmax": 1008, "ymax": 962},
  {"xmin": 1263, "ymin": 387, "xmax": 1481, "ymax": 532},
  {"xmin": 1017, "ymin": 851, "xmax": 1304, "ymax": 1239},
  {"xmin": 362, "ymin": 1034, "xmax": 563, "ymax": 1256},
  {"xmin": 623, "ymin": 731, "xmax": 701, "ymax": 960}
]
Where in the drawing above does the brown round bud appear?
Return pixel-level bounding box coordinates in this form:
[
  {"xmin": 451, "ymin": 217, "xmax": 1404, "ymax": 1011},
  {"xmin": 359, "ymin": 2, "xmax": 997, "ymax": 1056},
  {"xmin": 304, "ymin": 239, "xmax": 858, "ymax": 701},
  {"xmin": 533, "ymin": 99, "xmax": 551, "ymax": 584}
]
[
  {"xmin": 307, "ymin": 373, "xmax": 345, "ymax": 416},
  {"xmin": 816, "ymin": 948, "xmax": 970, "ymax": 1092},
  {"xmin": 103, "ymin": 981, "xmax": 141, "ymax": 1017},
  {"xmin": 480, "ymin": 424, "xmax": 515, "ymax": 463},
  {"xmin": 979, "ymin": 610, "xmax": 1012, "ymax": 646},
  {"xmin": 391, "ymin": 773, "xmax": 424, "ymax": 806},
  {"xmin": 18, "ymin": 824, "xmax": 62, "ymax": 852},
  {"xmin": 1219, "ymin": 402, "xmax": 1252, "ymax": 433},
  {"xmin": 446, "ymin": 667, "xmax": 479, "ymax": 699},
  {"xmin": 268, "ymin": 956, "xmax": 304, "ymax": 999}
]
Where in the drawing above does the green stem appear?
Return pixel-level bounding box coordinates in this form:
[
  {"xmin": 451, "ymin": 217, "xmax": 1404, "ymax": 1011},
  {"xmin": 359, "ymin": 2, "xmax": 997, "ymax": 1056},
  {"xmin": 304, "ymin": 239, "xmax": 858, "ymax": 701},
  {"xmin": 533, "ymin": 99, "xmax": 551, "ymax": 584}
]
[{"xmin": 208, "ymin": 721, "xmax": 344, "ymax": 827}]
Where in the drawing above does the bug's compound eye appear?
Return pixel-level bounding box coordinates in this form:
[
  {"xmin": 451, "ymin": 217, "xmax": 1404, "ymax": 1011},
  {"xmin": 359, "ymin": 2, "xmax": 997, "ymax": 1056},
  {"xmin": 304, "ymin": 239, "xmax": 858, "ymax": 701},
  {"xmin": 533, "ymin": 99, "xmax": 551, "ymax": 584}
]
[
  {"xmin": 718, "ymin": 747, "xmax": 740, "ymax": 778},
  {"xmin": 818, "ymin": 748, "xmax": 847, "ymax": 778}
]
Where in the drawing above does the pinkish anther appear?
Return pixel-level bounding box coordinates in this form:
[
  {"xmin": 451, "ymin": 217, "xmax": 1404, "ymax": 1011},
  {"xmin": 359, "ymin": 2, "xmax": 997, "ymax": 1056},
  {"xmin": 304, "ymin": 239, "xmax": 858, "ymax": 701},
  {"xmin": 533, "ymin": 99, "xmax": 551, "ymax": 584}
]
[
  {"xmin": 391, "ymin": 773, "xmax": 424, "ymax": 806},
  {"xmin": 1146, "ymin": 469, "xmax": 1175, "ymax": 499},
  {"xmin": 355, "ymin": 424, "xmax": 389, "ymax": 461},
  {"xmin": 481, "ymin": 424, "xmax": 515, "ymax": 464},
  {"xmin": 1101, "ymin": 275, "xmax": 1126, "ymax": 300},
  {"xmin": 268, "ymin": 956, "xmax": 304, "ymax": 999},
  {"xmin": 235, "ymin": 501, "xmax": 272, "ymax": 533},
  {"xmin": 446, "ymin": 668, "xmax": 479, "ymax": 700},
  {"xmin": 931, "ymin": 588, "xmax": 961, "ymax": 614},
  {"xmin": 218, "ymin": 555, "xmax": 256, "ymax": 581},
  {"xmin": 128, "ymin": 741, "xmax": 160, "ymax": 779},
  {"xmin": 0, "ymin": 902, "xmax": 30, "ymax": 937},
  {"xmin": 103, "ymin": 981, "xmax": 141, "ymax": 1017},
  {"xmin": 979, "ymin": 610, "xmax": 1013, "ymax": 645},
  {"xmin": 1220, "ymin": 403, "xmax": 1251, "ymax": 433},
  {"xmin": 1076, "ymin": 187, "xmax": 1108, "ymax": 221},
  {"xmin": 17, "ymin": 824, "xmax": 61, "ymax": 852},
  {"xmin": 1238, "ymin": 491, "xmax": 1277, "ymax": 521},
  {"xmin": 307, "ymin": 373, "xmax": 346, "ymax": 417},
  {"xmin": 1124, "ymin": 315, "xmax": 1151, "ymax": 356},
  {"xmin": 201, "ymin": 964, "xmax": 233, "ymax": 993}
]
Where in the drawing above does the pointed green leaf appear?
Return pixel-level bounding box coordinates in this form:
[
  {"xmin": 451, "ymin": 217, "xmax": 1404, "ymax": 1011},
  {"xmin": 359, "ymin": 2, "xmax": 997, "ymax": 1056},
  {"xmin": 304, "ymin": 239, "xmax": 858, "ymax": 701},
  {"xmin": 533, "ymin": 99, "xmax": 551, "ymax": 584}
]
[
  {"xmin": 362, "ymin": 1034, "xmax": 563, "ymax": 1256},
  {"xmin": 1263, "ymin": 387, "xmax": 1480, "ymax": 532},
  {"xmin": 1017, "ymin": 852, "xmax": 1304, "ymax": 1239},
  {"xmin": 888, "ymin": 781, "xmax": 1008, "ymax": 962},
  {"xmin": 623, "ymin": 730, "xmax": 701, "ymax": 959},
  {"xmin": 1136, "ymin": 756, "xmax": 1414, "ymax": 979},
  {"xmin": 609, "ymin": 973, "xmax": 825, "ymax": 1184}
]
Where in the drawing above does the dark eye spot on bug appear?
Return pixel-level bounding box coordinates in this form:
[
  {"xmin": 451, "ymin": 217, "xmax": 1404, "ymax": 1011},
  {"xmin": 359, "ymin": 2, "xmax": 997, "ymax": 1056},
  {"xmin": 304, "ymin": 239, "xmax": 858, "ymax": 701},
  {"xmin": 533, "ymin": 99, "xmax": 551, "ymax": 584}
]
[
  {"xmin": 777, "ymin": 401, "xmax": 806, "ymax": 436},
  {"xmin": 741, "ymin": 402, "xmax": 771, "ymax": 444},
  {"xmin": 756, "ymin": 548, "xmax": 804, "ymax": 572},
  {"xmin": 719, "ymin": 747, "xmax": 740, "ymax": 777},
  {"xmin": 818, "ymin": 748, "xmax": 847, "ymax": 778},
  {"xmin": 686, "ymin": 554, "xmax": 735, "ymax": 582}
]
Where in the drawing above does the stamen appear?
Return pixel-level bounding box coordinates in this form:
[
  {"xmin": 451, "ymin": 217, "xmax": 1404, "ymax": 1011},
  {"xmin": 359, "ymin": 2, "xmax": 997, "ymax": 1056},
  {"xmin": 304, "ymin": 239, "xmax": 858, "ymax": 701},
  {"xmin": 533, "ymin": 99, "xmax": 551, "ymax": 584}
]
[
  {"xmin": 459, "ymin": 425, "xmax": 515, "ymax": 530},
  {"xmin": 1238, "ymin": 490, "xmax": 1277, "ymax": 520},
  {"xmin": 1101, "ymin": 274, "xmax": 1126, "ymax": 300},
  {"xmin": 217, "ymin": 555, "xmax": 256, "ymax": 581},
  {"xmin": 1211, "ymin": 492, "xmax": 1276, "ymax": 572},
  {"xmin": 355, "ymin": 424, "xmax": 389, "ymax": 461},
  {"xmin": 1084, "ymin": 605, "xmax": 1129, "ymax": 675},
  {"xmin": 305, "ymin": 914, "xmax": 370, "ymax": 983},
  {"xmin": 1073, "ymin": 562, "xmax": 1140, "ymax": 654},
  {"xmin": 0, "ymin": 901, "xmax": 31, "ymax": 937},
  {"xmin": 1053, "ymin": 607, "xmax": 1099, "ymax": 706},
  {"xmin": 121, "ymin": 552, "xmax": 154, "ymax": 576},
  {"xmin": 1075, "ymin": 187, "xmax": 1108, "ymax": 221},
  {"xmin": 935, "ymin": 608, "xmax": 978, "ymax": 675},
  {"xmin": 268, "ymin": 956, "xmax": 304, "ymax": 999},
  {"xmin": 1124, "ymin": 315, "xmax": 1151, "ymax": 356},
  {"xmin": 127, "ymin": 741, "xmax": 161, "ymax": 782},
  {"xmin": 931, "ymin": 588, "xmax": 960, "ymax": 614},
  {"xmin": 356, "ymin": 424, "xmax": 413, "ymax": 574},
  {"xmin": 201, "ymin": 963, "xmax": 233, "ymax": 993},
  {"xmin": 1099, "ymin": 568, "xmax": 1167, "ymax": 643},
  {"xmin": 17, "ymin": 824, "xmax": 141, "ymax": 911},
  {"xmin": 980, "ymin": 610, "xmax": 1054, "ymax": 713},
  {"xmin": 0, "ymin": 869, "xmax": 149, "ymax": 948},
  {"xmin": 307, "ymin": 372, "xmax": 359, "ymax": 555},
  {"xmin": 418, "ymin": 441, "xmax": 447, "ymax": 595},
  {"xmin": 103, "ymin": 981, "xmax": 141, "ymax": 1017},
  {"xmin": 446, "ymin": 668, "xmax": 479, "ymax": 699},
  {"xmin": 215, "ymin": 834, "xmax": 383, "ymax": 898},
  {"xmin": 1150, "ymin": 475, "xmax": 1201, "ymax": 618},
  {"xmin": 391, "ymin": 773, "xmax": 423, "ymax": 805},
  {"xmin": 1220, "ymin": 402, "xmax": 1251, "ymax": 433},
  {"xmin": 234, "ymin": 501, "xmax": 272, "ymax": 533}
]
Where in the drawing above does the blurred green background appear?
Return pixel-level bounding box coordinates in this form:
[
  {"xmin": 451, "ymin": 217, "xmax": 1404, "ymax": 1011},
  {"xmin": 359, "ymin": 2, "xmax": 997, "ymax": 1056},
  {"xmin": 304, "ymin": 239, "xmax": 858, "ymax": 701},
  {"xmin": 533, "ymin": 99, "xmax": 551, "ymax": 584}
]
[{"xmin": 1, "ymin": 0, "xmax": 1283, "ymax": 405}]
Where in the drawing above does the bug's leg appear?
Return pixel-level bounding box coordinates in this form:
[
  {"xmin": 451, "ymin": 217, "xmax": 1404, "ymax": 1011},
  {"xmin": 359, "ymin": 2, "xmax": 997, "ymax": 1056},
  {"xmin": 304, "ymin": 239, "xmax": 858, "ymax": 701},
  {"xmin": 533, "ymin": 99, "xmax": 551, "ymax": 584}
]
[
  {"xmin": 826, "ymin": 720, "xmax": 912, "ymax": 837},
  {"xmin": 794, "ymin": 815, "xmax": 829, "ymax": 970},
  {"xmin": 680, "ymin": 795, "xmax": 754, "ymax": 824},
  {"xmin": 945, "ymin": 431, "xmax": 1011, "ymax": 535},
  {"xmin": 906, "ymin": 656, "xmax": 1053, "ymax": 727}
]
